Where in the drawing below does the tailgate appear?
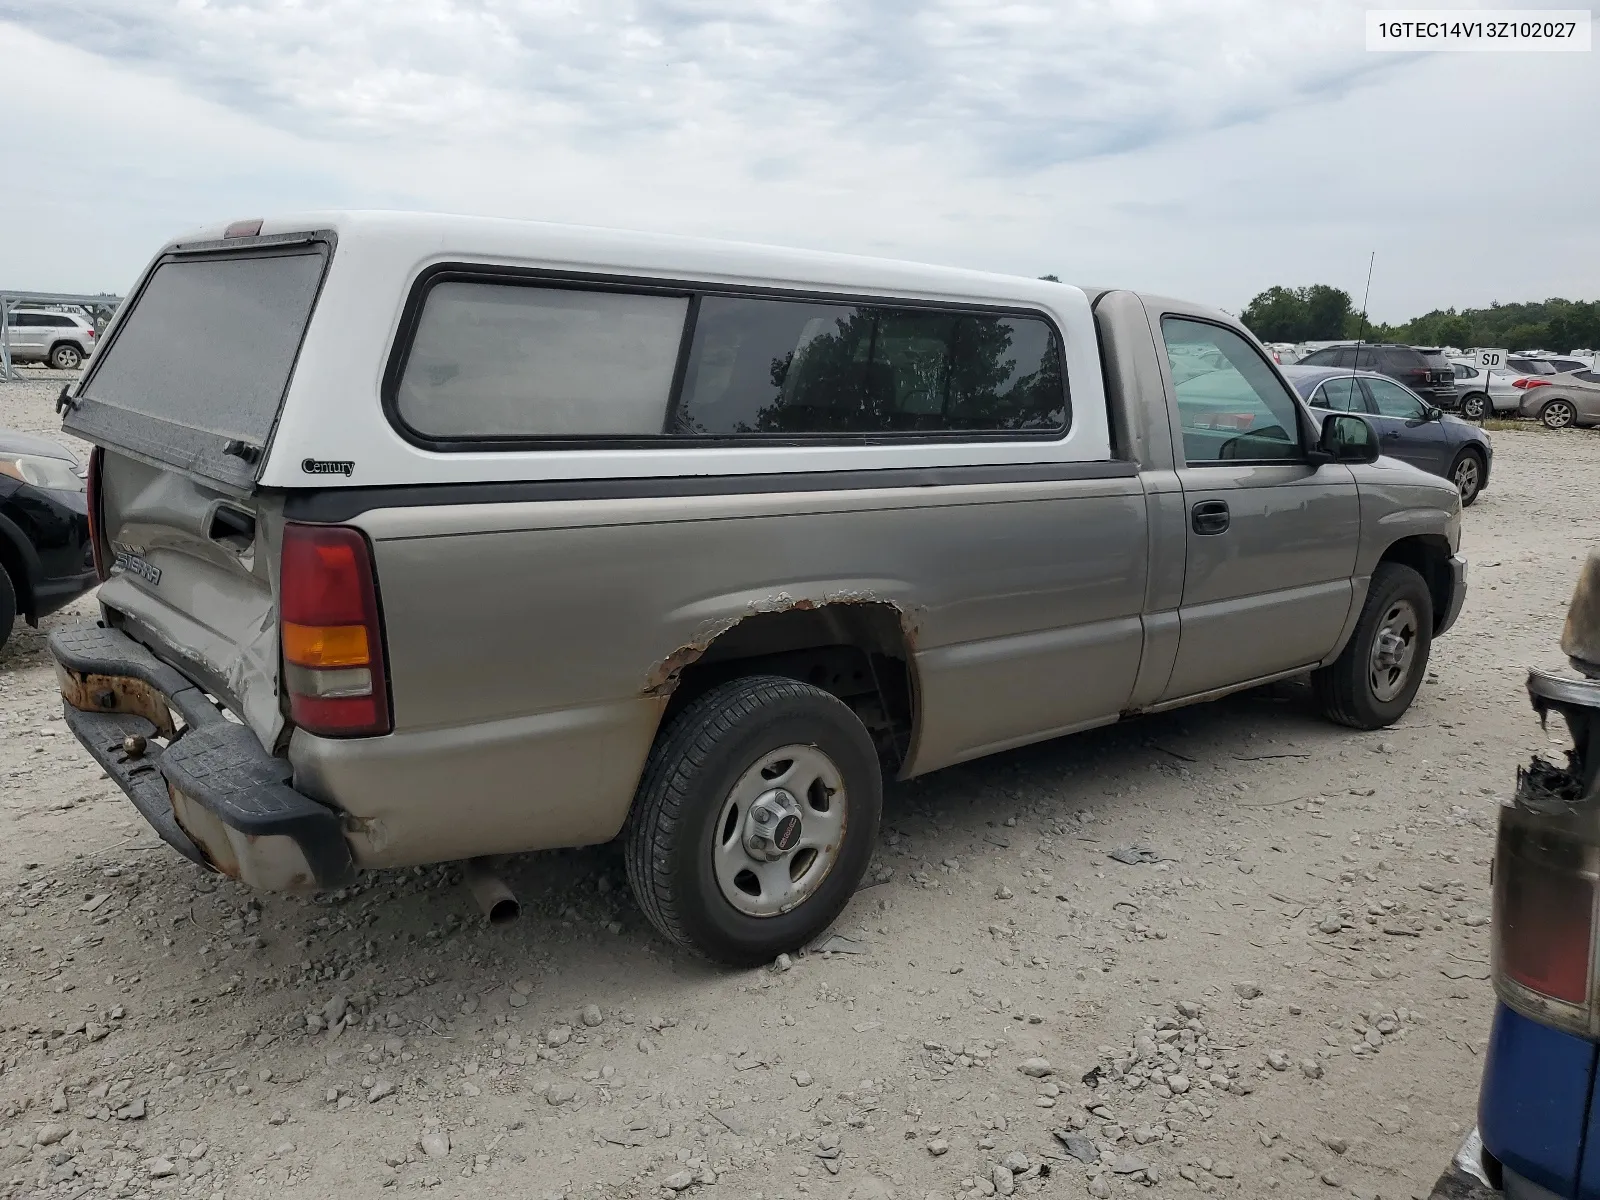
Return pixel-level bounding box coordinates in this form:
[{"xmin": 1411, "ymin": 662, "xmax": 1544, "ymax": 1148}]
[
  {"xmin": 62, "ymin": 235, "xmax": 332, "ymax": 747},
  {"xmin": 94, "ymin": 453, "xmax": 285, "ymax": 745}
]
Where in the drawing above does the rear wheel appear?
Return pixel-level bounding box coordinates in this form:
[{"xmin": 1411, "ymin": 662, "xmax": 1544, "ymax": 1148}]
[
  {"xmin": 624, "ymin": 676, "xmax": 883, "ymax": 965},
  {"xmin": 0, "ymin": 564, "xmax": 16, "ymax": 653},
  {"xmin": 1312, "ymin": 562, "xmax": 1433, "ymax": 730},
  {"xmin": 1449, "ymin": 448, "xmax": 1485, "ymax": 506},
  {"xmin": 49, "ymin": 343, "xmax": 83, "ymax": 371},
  {"xmin": 1459, "ymin": 393, "xmax": 1489, "ymax": 420},
  {"xmin": 1541, "ymin": 399, "xmax": 1577, "ymax": 429}
]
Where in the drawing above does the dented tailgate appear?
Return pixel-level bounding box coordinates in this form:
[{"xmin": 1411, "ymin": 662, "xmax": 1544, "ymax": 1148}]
[
  {"xmin": 95, "ymin": 455, "xmax": 286, "ymax": 746},
  {"xmin": 61, "ymin": 235, "xmax": 333, "ymax": 748}
]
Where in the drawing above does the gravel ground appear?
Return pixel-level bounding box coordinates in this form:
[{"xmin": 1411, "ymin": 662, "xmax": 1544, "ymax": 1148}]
[{"xmin": 2, "ymin": 368, "xmax": 1598, "ymax": 1200}]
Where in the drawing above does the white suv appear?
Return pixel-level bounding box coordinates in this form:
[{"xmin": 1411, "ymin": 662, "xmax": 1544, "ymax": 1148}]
[{"xmin": 3, "ymin": 309, "xmax": 97, "ymax": 370}]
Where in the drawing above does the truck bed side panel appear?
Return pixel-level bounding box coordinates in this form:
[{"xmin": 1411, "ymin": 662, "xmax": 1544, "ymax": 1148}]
[{"xmin": 289, "ymin": 473, "xmax": 1150, "ymax": 866}]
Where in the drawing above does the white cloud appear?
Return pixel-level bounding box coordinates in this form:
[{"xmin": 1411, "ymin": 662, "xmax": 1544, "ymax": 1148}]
[
  {"xmin": 0, "ymin": 0, "xmax": 1593, "ymax": 322},
  {"xmin": 2, "ymin": 0, "xmax": 1383, "ymax": 156}
]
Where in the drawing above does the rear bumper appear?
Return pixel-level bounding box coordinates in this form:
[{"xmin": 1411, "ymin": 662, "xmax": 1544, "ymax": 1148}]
[
  {"xmin": 1431, "ymin": 1130, "xmax": 1502, "ymax": 1199},
  {"xmin": 50, "ymin": 623, "xmax": 355, "ymax": 890},
  {"xmin": 1433, "ymin": 1128, "xmax": 1583, "ymax": 1199},
  {"xmin": 1438, "ymin": 554, "xmax": 1469, "ymax": 637}
]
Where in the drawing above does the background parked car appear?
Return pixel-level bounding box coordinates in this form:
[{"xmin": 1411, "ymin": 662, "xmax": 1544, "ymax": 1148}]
[
  {"xmin": 1295, "ymin": 343, "xmax": 1457, "ymax": 408},
  {"xmin": 0, "ymin": 429, "xmax": 96, "ymax": 651},
  {"xmin": 1529, "ymin": 356, "xmax": 1592, "ymax": 375},
  {"xmin": 1519, "ymin": 369, "xmax": 1600, "ymax": 429},
  {"xmin": 2, "ymin": 309, "xmax": 96, "ymax": 370},
  {"xmin": 1506, "ymin": 356, "xmax": 1560, "ymax": 377},
  {"xmin": 1449, "ymin": 361, "xmax": 1521, "ymax": 418},
  {"xmin": 1282, "ymin": 364, "xmax": 1492, "ymax": 504}
]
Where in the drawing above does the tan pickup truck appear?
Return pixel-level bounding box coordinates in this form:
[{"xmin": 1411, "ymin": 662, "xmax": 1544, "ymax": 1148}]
[{"xmin": 49, "ymin": 212, "xmax": 1465, "ymax": 963}]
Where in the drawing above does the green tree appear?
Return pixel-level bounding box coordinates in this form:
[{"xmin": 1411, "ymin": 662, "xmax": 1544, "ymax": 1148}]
[
  {"xmin": 1435, "ymin": 314, "xmax": 1473, "ymax": 346},
  {"xmin": 1241, "ymin": 285, "xmax": 1355, "ymax": 342},
  {"xmin": 1242, "ymin": 289, "xmax": 1600, "ymax": 351},
  {"xmin": 1303, "ymin": 286, "xmax": 1355, "ymax": 341}
]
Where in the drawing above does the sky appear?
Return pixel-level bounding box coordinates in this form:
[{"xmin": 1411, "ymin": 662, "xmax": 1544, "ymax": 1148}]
[{"xmin": 0, "ymin": 0, "xmax": 1593, "ymax": 323}]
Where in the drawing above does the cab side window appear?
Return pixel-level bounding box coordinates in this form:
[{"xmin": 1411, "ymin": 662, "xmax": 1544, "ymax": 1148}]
[
  {"xmin": 1365, "ymin": 378, "xmax": 1427, "ymax": 420},
  {"xmin": 1314, "ymin": 377, "xmax": 1365, "ymax": 412},
  {"xmin": 1161, "ymin": 318, "xmax": 1303, "ymax": 464},
  {"xmin": 673, "ymin": 297, "xmax": 1067, "ymax": 436}
]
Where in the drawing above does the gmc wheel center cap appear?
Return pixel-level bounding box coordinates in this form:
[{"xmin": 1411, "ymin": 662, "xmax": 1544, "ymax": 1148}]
[{"xmin": 773, "ymin": 814, "xmax": 802, "ymax": 852}]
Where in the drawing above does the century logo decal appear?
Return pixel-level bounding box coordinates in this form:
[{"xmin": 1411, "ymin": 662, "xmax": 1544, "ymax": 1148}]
[{"xmin": 301, "ymin": 458, "xmax": 355, "ymax": 477}]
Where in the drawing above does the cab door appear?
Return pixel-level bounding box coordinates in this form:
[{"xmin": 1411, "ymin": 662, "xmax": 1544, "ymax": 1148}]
[
  {"xmin": 1362, "ymin": 376, "xmax": 1452, "ymax": 474},
  {"xmin": 1155, "ymin": 315, "xmax": 1359, "ymax": 701},
  {"xmin": 7, "ymin": 311, "xmax": 45, "ymax": 358}
]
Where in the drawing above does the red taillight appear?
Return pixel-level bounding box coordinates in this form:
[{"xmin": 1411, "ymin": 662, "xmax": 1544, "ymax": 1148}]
[
  {"xmin": 279, "ymin": 523, "xmax": 391, "ymax": 737},
  {"xmin": 1494, "ymin": 810, "xmax": 1597, "ymax": 1019},
  {"xmin": 1513, "ymin": 378, "xmax": 1551, "ymax": 390},
  {"xmin": 86, "ymin": 447, "xmax": 108, "ymax": 582}
]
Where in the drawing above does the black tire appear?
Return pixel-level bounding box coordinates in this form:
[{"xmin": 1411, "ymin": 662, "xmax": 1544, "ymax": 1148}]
[
  {"xmin": 1459, "ymin": 393, "xmax": 1489, "ymax": 420},
  {"xmin": 0, "ymin": 563, "xmax": 16, "ymax": 653},
  {"xmin": 49, "ymin": 343, "xmax": 83, "ymax": 371},
  {"xmin": 624, "ymin": 675, "xmax": 883, "ymax": 966},
  {"xmin": 1448, "ymin": 448, "xmax": 1485, "ymax": 506},
  {"xmin": 1541, "ymin": 399, "xmax": 1577, "ymax": 430},
  {"xmin": 1312, "ymin": 562, "xmax": 1433, "ymax": 730}
]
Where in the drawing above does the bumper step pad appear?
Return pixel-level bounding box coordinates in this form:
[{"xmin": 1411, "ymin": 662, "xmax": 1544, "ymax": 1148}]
[{"xmin": 51, "ymin": 623, "xmax": 355, "ymax": 888}]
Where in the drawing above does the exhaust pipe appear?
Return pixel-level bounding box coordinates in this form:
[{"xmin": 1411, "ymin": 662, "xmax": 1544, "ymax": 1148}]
[{"xmin": 463, "ymin": 857, "xmax": 519, "ymax": 925}]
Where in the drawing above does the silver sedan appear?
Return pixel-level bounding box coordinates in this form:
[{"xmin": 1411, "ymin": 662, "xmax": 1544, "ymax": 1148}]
[
  {"xmin": 1448, "ymin": 361, "xmax": 1520, "ymax": 418},
  {"xmin": 1519, "ymin": 369, "xmax": 1600, "ymax": 429}
]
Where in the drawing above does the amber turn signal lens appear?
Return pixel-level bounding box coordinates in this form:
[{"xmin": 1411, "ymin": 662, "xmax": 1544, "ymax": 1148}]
[{"xmin": 282, "ymin": 621, "xmax": 370, "ymax": 669}]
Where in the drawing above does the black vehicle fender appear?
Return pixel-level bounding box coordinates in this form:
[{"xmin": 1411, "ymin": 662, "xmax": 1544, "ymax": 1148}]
[{"xmin": 0, "ymin": 509, "xmax": 43, "ymax": 622}]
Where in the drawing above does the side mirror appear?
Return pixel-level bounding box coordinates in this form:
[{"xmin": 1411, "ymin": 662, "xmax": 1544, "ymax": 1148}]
[
  {"xmin": 1319, "ymin": 413, "xmax": 1379, "ymax": 464},
  {"xmin": 1426, "ymin": 406, "xmax": 1443, "ymax": 422}
]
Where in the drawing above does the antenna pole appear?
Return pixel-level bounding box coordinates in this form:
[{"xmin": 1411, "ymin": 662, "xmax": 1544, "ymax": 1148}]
[{"xmin": 1356, "ymin": 251, "xmax": 1375, "ymax": 346}]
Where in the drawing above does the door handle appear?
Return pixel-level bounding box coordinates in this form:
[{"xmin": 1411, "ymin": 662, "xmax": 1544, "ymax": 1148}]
[{"xmin": 1191, "ymin": 499, "xmax": 1230, "ymax": 535}]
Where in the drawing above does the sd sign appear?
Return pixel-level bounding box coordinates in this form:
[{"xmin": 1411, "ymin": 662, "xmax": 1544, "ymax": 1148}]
[{"xmin": 1477, "ymin": 348, "xmax": 1507, "ymax": 371}]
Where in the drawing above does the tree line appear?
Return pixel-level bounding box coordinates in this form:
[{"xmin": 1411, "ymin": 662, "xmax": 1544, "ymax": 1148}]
[{"xmin": 1237, "ymin": 285, "xmax": 1600, "ymax": 351}]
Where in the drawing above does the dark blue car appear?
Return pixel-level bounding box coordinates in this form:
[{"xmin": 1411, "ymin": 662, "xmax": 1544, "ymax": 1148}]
[
  {"xmin": 1281, "ymin": 365, "xmax": 1494, "ymax": 506},
  {"xmin": 1432, "ymin": 551, "xmax": 1600, "ymax": 1199}
]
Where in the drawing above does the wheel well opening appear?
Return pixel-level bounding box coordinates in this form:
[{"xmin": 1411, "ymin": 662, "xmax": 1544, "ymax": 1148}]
[
  {"xmin": 661, "ymin": 603, "xmax": 916, "ymax": 771},
  {"xmin": 1378, "ymin": 536, "xmax": 1452, "ymax": 633},
  {"xmin": 0, "ymin": 535, "xmax": 31, "ymax": 621}
]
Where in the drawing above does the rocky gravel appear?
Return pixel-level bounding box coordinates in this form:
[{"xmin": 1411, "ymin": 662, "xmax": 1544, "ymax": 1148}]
[{"xmin": 2, "ymin": 369, "xmax": 1598, "ymax": 1200}]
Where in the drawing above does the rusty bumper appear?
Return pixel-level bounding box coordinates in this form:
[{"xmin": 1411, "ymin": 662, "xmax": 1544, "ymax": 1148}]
[{"xmin": 51, "ymin": 623, "xmax": 355, "ymax": 890}]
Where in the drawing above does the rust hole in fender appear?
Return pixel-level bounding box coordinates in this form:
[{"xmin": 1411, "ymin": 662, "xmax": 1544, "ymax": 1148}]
[{"xmin": 641, "ymin": 594, "xmax": 919, "ymax": 699}]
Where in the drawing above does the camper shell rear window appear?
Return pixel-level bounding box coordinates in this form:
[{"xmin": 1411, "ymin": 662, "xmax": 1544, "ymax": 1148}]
[{"xmin": 67, "ymin": 236, "xmax": 332, "ymax": 492}]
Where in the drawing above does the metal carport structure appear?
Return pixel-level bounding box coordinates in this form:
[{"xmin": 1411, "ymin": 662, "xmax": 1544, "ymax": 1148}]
[{"xmin": 0, "ymin": 291, "xmax": 122, "ymax": 381}]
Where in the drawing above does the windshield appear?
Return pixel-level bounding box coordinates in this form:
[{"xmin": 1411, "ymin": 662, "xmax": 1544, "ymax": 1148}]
[{"xmin": 69, "ymin": 244, "xmax": 328, "ymax": 490}]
